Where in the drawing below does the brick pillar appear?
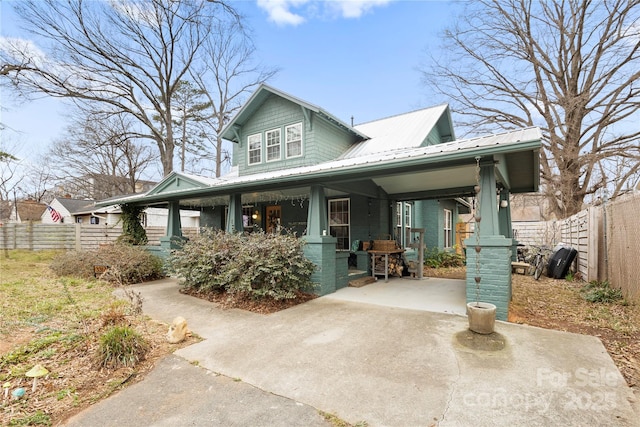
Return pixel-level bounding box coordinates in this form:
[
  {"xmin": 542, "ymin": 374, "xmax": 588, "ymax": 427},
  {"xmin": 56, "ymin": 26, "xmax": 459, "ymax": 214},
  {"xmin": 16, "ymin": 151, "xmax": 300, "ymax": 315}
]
[{"xmin": 303, "ymin": 236, "xmax": 337, "ymax": 295}]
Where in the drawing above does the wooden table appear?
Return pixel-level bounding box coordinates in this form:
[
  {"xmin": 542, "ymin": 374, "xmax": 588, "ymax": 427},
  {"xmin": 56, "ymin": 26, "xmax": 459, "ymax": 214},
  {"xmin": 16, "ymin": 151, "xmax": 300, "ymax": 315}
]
[{"xmin": 369, "ymin": 249, "xmax": 405, "ymax": 282}]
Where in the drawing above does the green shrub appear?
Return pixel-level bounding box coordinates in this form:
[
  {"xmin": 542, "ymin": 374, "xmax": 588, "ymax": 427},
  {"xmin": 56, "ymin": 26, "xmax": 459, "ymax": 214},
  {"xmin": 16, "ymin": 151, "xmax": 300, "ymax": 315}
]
[
  {"xmin": 580, "ymin": 280, "xmax": 624, "ymax": 303},
  {"xmin": 168, "ymin": 229, "xmax": 239, "ymax": 293},
  {"xmin": 50, "ymin": 244, "xmax": 164, "ymax": 284},
  {"xmin": 96, "ymin": 325, "xmax": 149, "ymax": 368},
  {"xmin": 226, "ymin": 231, "xmax": 317, "ymax": 300},
  {"xmin": 169, "ymin": 229, "xmax": 317, "ymax": 300},
  {"xmin": 423, "ymin": 247, "xmax": 465, "ymax": 268}
]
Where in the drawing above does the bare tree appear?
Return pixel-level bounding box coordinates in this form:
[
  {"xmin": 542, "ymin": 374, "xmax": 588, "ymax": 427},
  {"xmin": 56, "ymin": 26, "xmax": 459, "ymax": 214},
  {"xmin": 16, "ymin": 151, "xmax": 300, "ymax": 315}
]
[
  {"xmin": 422, "ymin": 0, "xmax": 640, "ymax": 218},
  {"xmin": 192, "ymin": 18, "xmax": 278, "ymax": 177},
  {"xmin": 0, "ymin": 140, "xmax": 21, "ymax": 202},
  {"xmin": 49, "ymin": 110, "xmax": 157, "ymax": 199},
  {"xmin": 20, "ymin": 161, "xmax": 56, "ymax": 203},
  {"xmin": 1, "ymin": 0, "xmax": 238, "ymax": 177}
]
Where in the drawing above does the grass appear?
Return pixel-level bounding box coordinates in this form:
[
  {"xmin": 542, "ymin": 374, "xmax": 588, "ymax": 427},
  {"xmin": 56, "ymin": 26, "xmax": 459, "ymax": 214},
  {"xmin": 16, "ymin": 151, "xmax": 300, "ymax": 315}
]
[{"xmin": 0, "ymin": 250, "xmax": 171, "ymax": 426}]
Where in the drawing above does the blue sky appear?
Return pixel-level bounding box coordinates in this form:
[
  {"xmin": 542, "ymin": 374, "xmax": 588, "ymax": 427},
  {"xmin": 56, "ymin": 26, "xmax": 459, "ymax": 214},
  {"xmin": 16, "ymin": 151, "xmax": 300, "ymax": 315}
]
[{"xmin": 0, "ymin": 0, "xmax": 461, "ymax": 166}]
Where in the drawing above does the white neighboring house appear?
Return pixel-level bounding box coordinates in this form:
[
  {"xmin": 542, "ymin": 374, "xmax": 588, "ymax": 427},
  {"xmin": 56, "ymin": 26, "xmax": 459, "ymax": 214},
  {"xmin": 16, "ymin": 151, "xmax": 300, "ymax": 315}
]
[{"xmin": 41, "ymin": 197, "xmax": 200, "ymax": 228}]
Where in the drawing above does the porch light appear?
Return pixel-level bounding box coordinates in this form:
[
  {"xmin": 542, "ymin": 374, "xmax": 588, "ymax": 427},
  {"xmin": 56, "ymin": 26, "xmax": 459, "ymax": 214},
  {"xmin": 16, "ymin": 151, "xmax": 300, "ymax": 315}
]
[
  {"xmin": 500, "ymin": 200, "xmax": 508, "ymax": 208},
  {"xmin": 252, "ymin": 210, "xmax": 259, "ymax": 220}
]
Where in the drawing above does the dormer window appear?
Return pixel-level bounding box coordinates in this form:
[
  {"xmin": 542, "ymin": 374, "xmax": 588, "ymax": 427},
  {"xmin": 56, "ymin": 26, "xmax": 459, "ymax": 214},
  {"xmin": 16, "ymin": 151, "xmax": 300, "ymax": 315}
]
[
  {"xmin": 266, "ymin": 128, "xmax": 281, "ymax": 162},
  {"xmin": 248, "ymin": 133, "xmax": 262, "ymax": 165},
  {"xmin": 286, "ymin": 123, "xmax": 302, "ymax": 158}
]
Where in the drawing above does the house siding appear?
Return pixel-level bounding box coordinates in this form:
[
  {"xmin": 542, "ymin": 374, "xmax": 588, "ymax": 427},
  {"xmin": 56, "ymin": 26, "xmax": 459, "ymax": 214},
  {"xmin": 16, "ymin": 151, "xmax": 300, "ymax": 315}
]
[
  {"xmin": 414, "ymin": 199, "xmax": 458, "ymax": 250},
  {"xmin": 233, "ymin": 95, "xmax": 357, "ymax": 175},
  {"xmin": 236, "ymin": 95, "xmax": 306, "ymax": 175},
  {"xmin": 310, "ymin": 116, "xmax": 356, "ymax": 163}
]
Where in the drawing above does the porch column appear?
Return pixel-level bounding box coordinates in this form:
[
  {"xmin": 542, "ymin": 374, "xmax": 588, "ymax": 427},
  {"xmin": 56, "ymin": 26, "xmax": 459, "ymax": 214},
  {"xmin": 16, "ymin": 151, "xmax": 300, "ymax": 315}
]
[
  {"xmin": 498, "ymin": 189, "xmax": 512, "ymax": 239},
  {"xmin": 166, "ymin": 201, "xmax": 182, "ymax": 238},
  {"xmin": 465, "ymin": 160, "xmax": 512, "ymax": 321},
  {"xmin": 226, "ymin": 193, "xmax": 244, "ymax": 233},
  {"xmin": 303, "ymin": 184, "xmax": 337, "ymax": 295},
  {"xmin": 306, "ymin": 185, "xmax": 328, "ymax": 237},
  {"xmin": 498, "ymin": 189, "xmax": 518, "ymax": 262},
  {"xmin": 159, "ymin": 201, "xmax": 184, "ymax": 250}
]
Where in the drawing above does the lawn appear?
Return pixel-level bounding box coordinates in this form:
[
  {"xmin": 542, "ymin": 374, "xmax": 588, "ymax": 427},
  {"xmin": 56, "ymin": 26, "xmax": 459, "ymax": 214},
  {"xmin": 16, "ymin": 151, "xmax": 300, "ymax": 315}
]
[{"xmin": 0, "ymin": 250, "xmax": 181, "ymax": 426}]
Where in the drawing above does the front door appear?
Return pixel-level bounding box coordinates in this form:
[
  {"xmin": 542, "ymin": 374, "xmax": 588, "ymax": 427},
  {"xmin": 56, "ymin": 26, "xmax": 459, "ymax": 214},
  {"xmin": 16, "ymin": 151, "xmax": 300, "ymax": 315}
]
[{"xmin": 266, "ymin": 205, "xmax": 281, "ymax": 233}]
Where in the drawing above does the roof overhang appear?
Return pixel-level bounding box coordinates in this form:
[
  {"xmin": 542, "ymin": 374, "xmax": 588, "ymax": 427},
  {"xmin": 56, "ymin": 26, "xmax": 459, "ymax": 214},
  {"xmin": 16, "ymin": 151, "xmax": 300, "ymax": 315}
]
[{"xmin": 96, "ymin": 127, "xmax": 541, "ymax": 208}]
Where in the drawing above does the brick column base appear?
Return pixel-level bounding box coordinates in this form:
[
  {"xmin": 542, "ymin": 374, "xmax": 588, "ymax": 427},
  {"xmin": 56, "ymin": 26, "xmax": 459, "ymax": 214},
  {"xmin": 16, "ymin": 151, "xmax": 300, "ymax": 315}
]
[
  {"xmin": 303, "ymin": 236, "xmax": 338, "ymax": 295},
  {"xmin": 464, "ymin": 236, "xmax": 513, "ymax": 321}
]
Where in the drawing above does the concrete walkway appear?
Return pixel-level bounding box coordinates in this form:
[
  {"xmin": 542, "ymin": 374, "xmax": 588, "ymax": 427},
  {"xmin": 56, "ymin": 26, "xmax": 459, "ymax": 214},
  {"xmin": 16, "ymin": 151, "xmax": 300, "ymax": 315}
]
[{"xmin": 64, "ymin": 278, "xmax": 638, "ymax": 427}]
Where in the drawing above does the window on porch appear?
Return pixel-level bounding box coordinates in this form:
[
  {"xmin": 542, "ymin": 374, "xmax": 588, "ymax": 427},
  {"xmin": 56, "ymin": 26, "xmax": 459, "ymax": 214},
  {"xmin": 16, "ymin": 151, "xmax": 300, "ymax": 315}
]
[
  {"xmin": 329, "ymin": 198, "xmax": 350, "ymax": 251},
  {"xmin": 396, "ymin": 202, "xmax": 412, "ymax": 248},
  {"xmin": 444, "ymin": 209, "xmax": 452, "ymax": 248}
]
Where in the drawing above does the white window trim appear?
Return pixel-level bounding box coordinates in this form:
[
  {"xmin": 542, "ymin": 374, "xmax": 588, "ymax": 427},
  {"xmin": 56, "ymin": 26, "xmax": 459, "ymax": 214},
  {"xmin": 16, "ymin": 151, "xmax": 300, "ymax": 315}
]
[
  {"xmin": 248, "ymin": 133, "xmax": 262, "ymax": 165},
  {"xmin": 328, "ymin": 198, "xmax": 351, "ymax": 251},
  {"xmin": 265, "ymin": 128, "xmax": 281, "ymax": 162},
  {"xmin": 444, "ymin": 209, "xmax": 453, "ymax": 248},
  {"xmin": 285, "ymin": 123, "xmax": 303, "ymax": 159}
]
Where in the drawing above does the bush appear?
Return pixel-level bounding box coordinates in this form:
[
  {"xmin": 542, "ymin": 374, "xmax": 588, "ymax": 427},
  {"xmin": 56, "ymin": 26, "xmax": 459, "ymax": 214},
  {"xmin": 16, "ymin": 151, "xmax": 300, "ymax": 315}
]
[
  {"xmin": 423, "ymin": 247, "xmax": 465, "ymax": 268},
  {"xmin": 169, "ymin": 229, "xmax": 317, "ymax": 300},
  {"xmin": 96, "ymin": 325, "xmax": 149, "ymax": 368},
  {"xmin": 50, "ymin": 244, "xmax": 164, "ymax": 284},
  {"xmin": 580, "ymin": 280, "xmax": 624, "ymax": 303}
]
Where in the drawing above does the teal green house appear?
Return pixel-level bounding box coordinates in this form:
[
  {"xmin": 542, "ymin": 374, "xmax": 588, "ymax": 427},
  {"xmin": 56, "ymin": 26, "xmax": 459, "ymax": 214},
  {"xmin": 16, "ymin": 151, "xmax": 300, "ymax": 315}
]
[{"xmin": 102, "ymin": 85, "xmax": 541, "ymax": 320}]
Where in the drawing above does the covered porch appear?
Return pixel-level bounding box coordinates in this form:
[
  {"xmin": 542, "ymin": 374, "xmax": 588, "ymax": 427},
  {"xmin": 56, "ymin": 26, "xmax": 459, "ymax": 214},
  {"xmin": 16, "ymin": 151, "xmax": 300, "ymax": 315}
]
[{"xmin": 98, "ymin": 128, "xmax": 541, "ymax": 321}]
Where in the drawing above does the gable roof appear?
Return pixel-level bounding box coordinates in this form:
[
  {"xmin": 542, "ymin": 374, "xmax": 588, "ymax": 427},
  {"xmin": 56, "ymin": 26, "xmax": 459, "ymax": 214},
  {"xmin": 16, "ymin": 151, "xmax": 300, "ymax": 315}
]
[
  {"xmin": 342, "ymin": 105, "xmax": 453, "ymax": 159},
  {"xmin": 146, "ymin": 171, "xmax": 220, "ymax": 197},
  {"xmin": 16, "ymin": 201, "xmax": 47, "ymax": 221},
  {"xmin": 220, "ymin": 84, "xmax": 368, "ymax": 143},
  {"xmin": 55, "ymin": 198, "xmax": 95, "ymax": 214}
]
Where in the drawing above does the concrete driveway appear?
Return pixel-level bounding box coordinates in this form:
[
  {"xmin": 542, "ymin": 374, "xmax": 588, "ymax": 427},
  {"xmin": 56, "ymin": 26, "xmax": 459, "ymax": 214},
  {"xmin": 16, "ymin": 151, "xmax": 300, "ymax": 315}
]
[{"xmin": 64, "ymin": 278, "xmax": 638, "ymax": 427}]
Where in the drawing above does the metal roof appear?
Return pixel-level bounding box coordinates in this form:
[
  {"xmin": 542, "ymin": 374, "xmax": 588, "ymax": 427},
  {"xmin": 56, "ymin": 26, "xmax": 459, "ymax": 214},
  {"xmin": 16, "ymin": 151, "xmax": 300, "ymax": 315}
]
[
  {"xmin": 97, "ymin": 127, "xmax": 541, "ymax": 207},
  {"xmin": 342, "ymin": 105, "xmax": 451, "ymax": 158}
]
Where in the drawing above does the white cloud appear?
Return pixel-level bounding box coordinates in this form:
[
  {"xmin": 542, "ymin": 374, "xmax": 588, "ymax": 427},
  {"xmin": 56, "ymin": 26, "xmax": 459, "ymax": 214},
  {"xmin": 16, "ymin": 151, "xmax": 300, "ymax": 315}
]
[
  {"xmin": 257, "ymin": 0, "xmax": 309, "ymax": 26},
  {"xmin": 0, "ymin": 37, "xmax": 48, "ymax": 69},
  {"xmin": 328, "ymin": 0, "xmax": 393, "ymax": 19},
  {"xmin": 256, "ymin": 0, "xmax": 393, "ymax": 26}
]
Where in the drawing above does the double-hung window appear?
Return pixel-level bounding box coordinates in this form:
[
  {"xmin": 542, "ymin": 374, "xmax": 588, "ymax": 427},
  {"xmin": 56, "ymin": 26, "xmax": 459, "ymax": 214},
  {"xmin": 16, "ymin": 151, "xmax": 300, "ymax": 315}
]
[
  {"xmin": 286, "ymin": 123, "xmax": 302, "ymax": 158},
  {"xmin": 329, "ymin": 198, "xmax": 350, "ymax": 251},
  {"xmin": 444, "ymin": 209, "xmax": 453, "ymax": 248},
  {"xmin": 266, "ymin": 129, "xmax": 281, "ymax": 162},
  {"xmin": 396, "ymin": 202, "xmax": 412, "ymax": 248},
  {"xmin": 248, "ymin": 133, "xmax": 262, "ymax": 165}
]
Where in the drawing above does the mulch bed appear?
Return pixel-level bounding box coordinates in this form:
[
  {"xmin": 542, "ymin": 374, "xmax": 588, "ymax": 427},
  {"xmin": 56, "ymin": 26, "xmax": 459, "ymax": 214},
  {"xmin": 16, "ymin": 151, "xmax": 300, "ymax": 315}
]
[{"xmin": 179, "ymin": 287, "xmax": 317, "ymax": 314}]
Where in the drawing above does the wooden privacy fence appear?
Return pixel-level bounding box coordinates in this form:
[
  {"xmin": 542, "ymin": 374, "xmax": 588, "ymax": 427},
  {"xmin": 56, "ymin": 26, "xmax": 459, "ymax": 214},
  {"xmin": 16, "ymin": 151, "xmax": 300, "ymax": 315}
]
[
  {"xmin": 605, "ymin": 193, "xmax": 640, "ymax": 301},
  {"xmin": 513, "ymin": 191, "xmax": 640, "ymax": 301},
  {"xmin": 0, "ymin": 223, "xmax": 199, "ymax": 251}
]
